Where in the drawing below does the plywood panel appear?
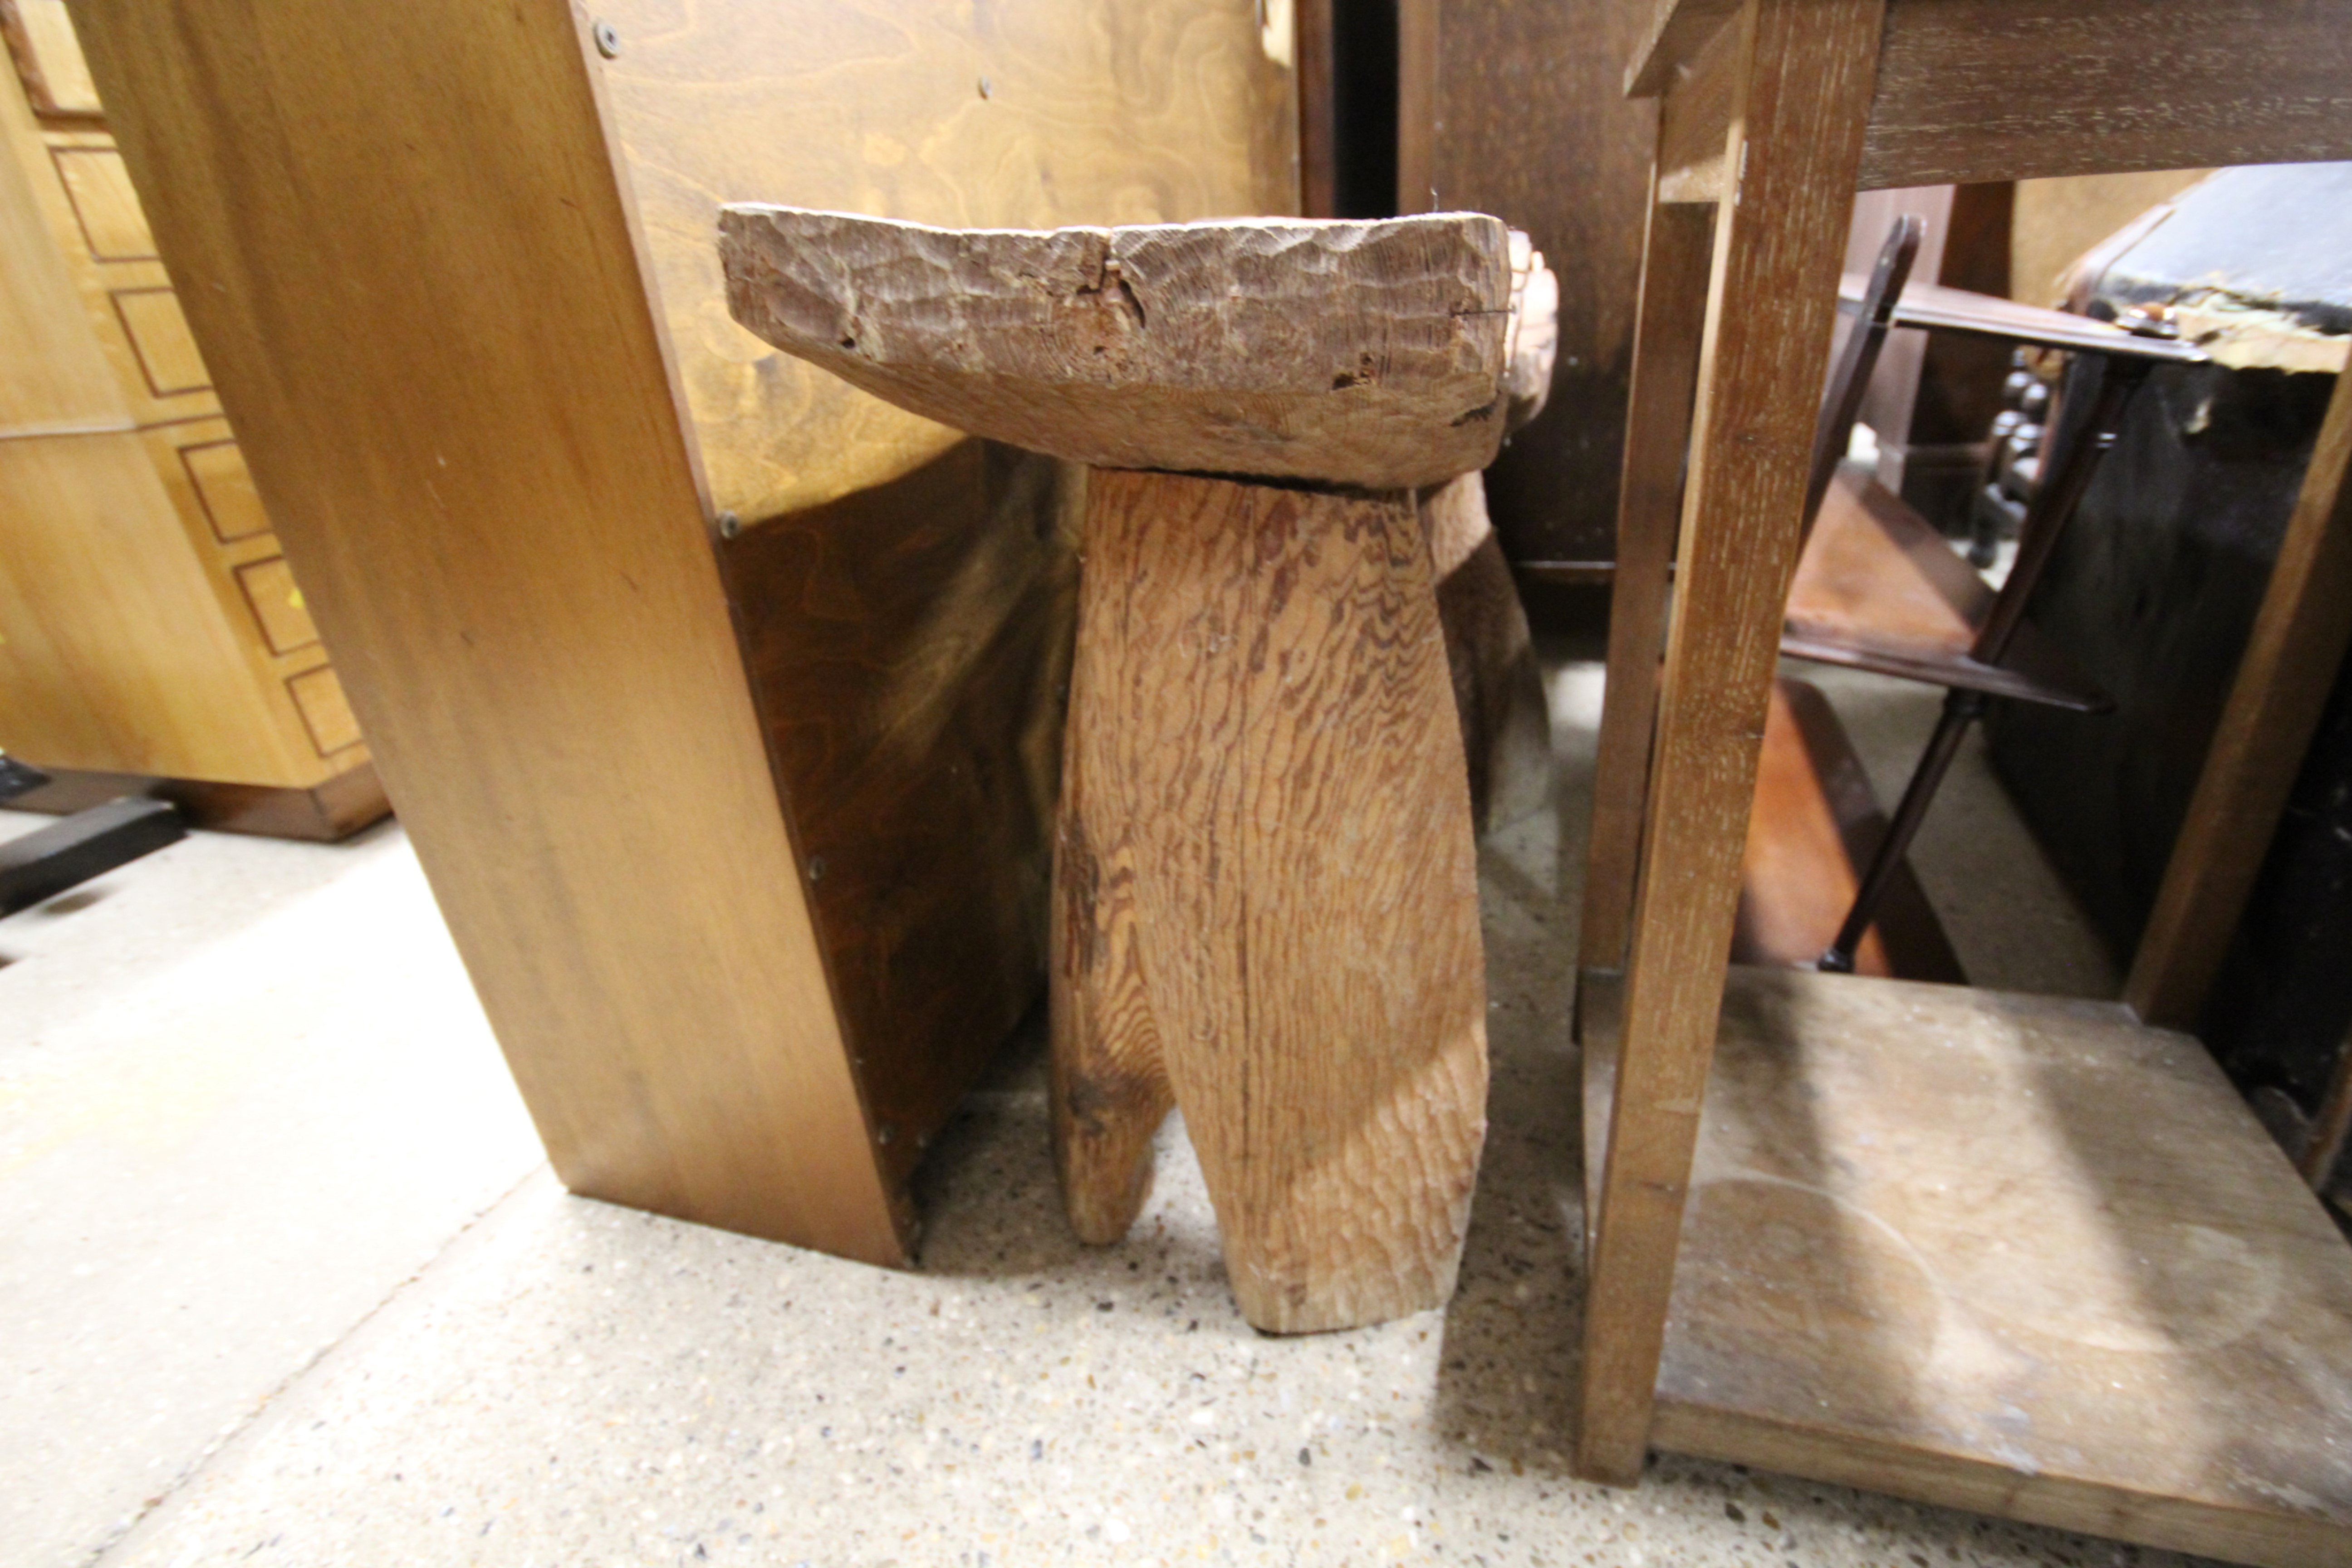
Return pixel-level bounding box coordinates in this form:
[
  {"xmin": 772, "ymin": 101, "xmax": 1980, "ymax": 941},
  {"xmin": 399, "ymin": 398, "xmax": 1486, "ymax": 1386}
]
[
  {"xmin": 593, "ymin": 0, "xmax": 1298, "ymax": 523},
  {"xmin": 723, "ymin": 441, "xmax": 1078, "ymax": 1190},
  {"xmin": 1651, "ymin": 967, "xmax": 2352, "ymax": 1568}
]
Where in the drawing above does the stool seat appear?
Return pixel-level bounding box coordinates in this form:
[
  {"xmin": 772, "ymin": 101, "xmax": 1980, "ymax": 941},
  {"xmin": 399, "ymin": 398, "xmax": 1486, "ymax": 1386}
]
[{"xmin": 720, "ymin": 207, "xmax": 1523, "ymax": 489}]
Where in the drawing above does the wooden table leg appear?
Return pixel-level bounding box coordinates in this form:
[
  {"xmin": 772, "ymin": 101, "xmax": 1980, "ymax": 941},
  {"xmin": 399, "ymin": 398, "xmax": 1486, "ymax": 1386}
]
[
  {"xmin": 1577, "ymin": 174, "xmax": 1715, "ymax": 988},
  {"xmin": 1577, "ymin": 0, "xmax": 1886, "ymax": 1485},
  {"xmin": 1053, "ymin": 468, "xmax": 1489, "ymax": 1333}
]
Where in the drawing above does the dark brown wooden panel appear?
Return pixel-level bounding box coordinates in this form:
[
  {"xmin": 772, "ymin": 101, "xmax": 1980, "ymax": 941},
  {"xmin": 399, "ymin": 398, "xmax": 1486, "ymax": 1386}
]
[
  {"xmin": 723, "ymin": 441, "xmax": 1076, "ymax": 1187},
  {"xmin": 1862, "ymin": 0, "xmax": 2352, "ymax": 190},
  {"xmin": 1427, "ymin": 0, "xmax": 1659, "ymax": 562}
]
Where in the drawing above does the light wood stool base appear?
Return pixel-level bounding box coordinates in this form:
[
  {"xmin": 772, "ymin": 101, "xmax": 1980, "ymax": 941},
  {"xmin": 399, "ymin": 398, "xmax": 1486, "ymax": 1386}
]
[{"xmin": 1052, "ymin": 469, "xmax": 1489, "ymax": 1333}]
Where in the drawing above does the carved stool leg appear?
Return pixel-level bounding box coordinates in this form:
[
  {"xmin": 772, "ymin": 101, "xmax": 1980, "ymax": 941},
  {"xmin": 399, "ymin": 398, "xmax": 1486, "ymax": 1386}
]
[
  {"xmin": 1053, "ymin": 467, "xmax": 1489, "ymax": 1333},
  {"xmin": 1050, "ymin": 681, "xmax": 1176, "ymax": 1244},
  {"xmin": 1426, "ymin": 470, "xmax": 1552, "ymax": 834}
]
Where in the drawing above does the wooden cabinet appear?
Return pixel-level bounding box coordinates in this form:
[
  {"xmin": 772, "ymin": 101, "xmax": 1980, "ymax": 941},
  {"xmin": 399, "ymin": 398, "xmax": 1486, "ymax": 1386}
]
[
  {"xmin": 0, "ymin": 6, "xmax": 382, "ymax": 836},
  {"xmin": 70, "ymin": 0, "xmax": 1294, "ymax": 1263}
]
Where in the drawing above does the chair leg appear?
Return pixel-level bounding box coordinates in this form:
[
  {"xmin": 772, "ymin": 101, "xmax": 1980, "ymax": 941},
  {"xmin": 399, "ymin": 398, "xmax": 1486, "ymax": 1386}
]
[
  {"xmin": 1578, "ymin": 184, "xmax": 1715, "ymax": 988},
  {"xmin": 1053, "ymin": 467, "xmax": 1489, "ymax": 1333}
]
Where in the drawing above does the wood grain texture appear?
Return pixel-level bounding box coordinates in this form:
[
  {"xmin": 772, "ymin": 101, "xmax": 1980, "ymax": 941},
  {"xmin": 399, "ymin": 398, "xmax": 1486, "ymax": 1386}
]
[
  {"xmin": 1426, "ymin": 471, "xmax": 1551, "ymax": 834},
  {"xmin": 1650, "ymin": 967, "xmax": 2352, "ymax": 1568},
  {"xmin": 724, "ymin": 440, "xmax": 1081, "ymax": 1190},
  {"xmin": 720, "ymin": 207, "xmax": 1514, "ymax": 489},
  {"xmin": 1055, "ymin": 469, "xmax": 1488, "ymax": 1332},
  {"xmin": 593, "ymin": 0, "xmax": 1294, "ymax": 522},
  {"xmin": 1426, "ymin": 0, "xmax": 1658, "ymax": 562},
  {"xmin": 1294, "ymin": 0, "xmax": 1336, "ymax": 220},
  {"xmin": 5, "ymin": 93, "xmax": 222, "ymax": 431},
  {"xmin": 1625, "ymin": 0, "xmax": 1744, "ymax": 98},
  {"xmin": 1577, "ymin": 190, "xmax": 1712, "ymax": 979},
  {"xmin": 0, "ymin": 64, "xmax": 123, "ymax": 435},
  {"xmin": 1651, "ymin": 15, "xmax": 1739, "ymax": 205},
  {"xmin": 1860, "ymin": 0, "xmax": 2352, "ymax": 190},
  {"xmin": 2127, "ymin": 364, "xmax": 2352, "ymax": 1030},
  {"xmin": 0, "ymin": 0, "xmax": 99, "ymax": 116},
  {"xmin": 72, "ymin": 0, "xmax": 903, "ymax": 1260},
  {"xmin": 1394, "ymin": 0, "xmax": 1437, "ymax": 215},
  {"xmin": 1735, "ymin": 678, "xmax": 1963, "ymax": 981},
  {"xmin": 1580, "ymin": 0, "xmax": 1887, "ymax": 1485},
  {"xmin": 1052, "ymin": 470, "xmax": 1176, "ymax": 1243},
  {"xmin": 0, "ymin": 429, "xmax": 325, "ymax": 783}
]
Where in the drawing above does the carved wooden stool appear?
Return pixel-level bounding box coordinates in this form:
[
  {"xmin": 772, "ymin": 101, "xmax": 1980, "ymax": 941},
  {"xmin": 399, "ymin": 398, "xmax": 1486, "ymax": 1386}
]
[{"xmin": 721, "ymin": 207, "xmax": 1551, "ymax": 1331}]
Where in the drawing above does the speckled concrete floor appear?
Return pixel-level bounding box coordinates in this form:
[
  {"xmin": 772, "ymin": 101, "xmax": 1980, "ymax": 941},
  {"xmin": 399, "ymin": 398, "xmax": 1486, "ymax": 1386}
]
[{"xmin": 5, "ymin": 649, "xmax": 2204, "ymax": 1568}]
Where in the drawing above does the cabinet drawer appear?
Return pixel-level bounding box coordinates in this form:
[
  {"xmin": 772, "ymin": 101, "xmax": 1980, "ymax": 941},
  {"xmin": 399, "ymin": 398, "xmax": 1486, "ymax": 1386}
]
[
  {"xmin": 235, "ymin": 556, "xmax": 319, "ymax": 655},
  {"xmin": 287, "ymin": 665, "xmax": 362, "ymax": 756}
]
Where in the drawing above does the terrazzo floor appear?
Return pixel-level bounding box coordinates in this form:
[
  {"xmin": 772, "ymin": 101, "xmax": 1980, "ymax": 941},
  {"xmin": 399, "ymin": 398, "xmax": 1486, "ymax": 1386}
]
[{"xmin": 3, "ymin": 645, "xmax": 2197, "ymax": 1568}]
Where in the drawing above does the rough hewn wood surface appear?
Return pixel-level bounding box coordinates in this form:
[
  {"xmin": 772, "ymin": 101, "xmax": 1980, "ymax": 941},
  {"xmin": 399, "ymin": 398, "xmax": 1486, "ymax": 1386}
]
[
  {"xmin": 1425, "ymin": 470, "xmax": 1550, "ymax": 834},
  {"xmin": 1051, "ymin": 469, "xmax": 1488, "ymax": 1332},
  {"xmin": 720, "ymin": 207, "xmax": 1514, "ymax": 489}
]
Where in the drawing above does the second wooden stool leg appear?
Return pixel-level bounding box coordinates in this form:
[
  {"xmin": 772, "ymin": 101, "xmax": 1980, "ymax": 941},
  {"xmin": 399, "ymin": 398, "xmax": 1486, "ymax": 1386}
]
[
  {"xmin": 1053, "ymin": 467, "xmax": 1489, "ymax": 1333},
  {"xmin": 1051, "ymin": 694, "xmax": 1176, "ymax": 1244}
]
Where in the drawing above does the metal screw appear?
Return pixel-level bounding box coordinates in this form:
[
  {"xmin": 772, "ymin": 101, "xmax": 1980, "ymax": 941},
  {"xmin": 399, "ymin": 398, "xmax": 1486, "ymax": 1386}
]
[
  {"xmin": 807, "ymin": 855, "xmax": 826, "ymax": 882},
  {"xmin": 877, "ymin": 1122, "xmax": 896, "ymax": 1147},
  {"xmin": 593, "ymin": 20, "xmax": 620, "ymax": 58},
  {"xmin": 716, "ymin": 510, "xmax": 740, "ymax": 539},
  {"xmin": 977, "ymin": 75, "xmax": 991, "ymax": 99}
]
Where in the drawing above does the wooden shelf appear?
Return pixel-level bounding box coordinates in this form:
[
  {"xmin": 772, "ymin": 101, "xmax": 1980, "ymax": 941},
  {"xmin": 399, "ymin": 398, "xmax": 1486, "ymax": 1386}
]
[
  {"xmin": 1783, "ymin": 471, "xmax": 2111, "ymax": 711},
  {"xmin": 1735, "ymin": 677, "xmax": 1964, "ymax": 982},
  {"xmin": 1843, "ymin": 275, "xmax": 2210, "ymax": 364},
  {"xmin": 1584, "ymin": 967, "xmax": 2352, "ymax": 1568}
]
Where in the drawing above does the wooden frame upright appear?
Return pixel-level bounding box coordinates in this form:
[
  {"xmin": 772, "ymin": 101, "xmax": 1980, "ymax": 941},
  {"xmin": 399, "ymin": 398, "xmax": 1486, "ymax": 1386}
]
[{"xmin": 1578, "ymin": 3, "xmax": 2352, "ymax": 1563}]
